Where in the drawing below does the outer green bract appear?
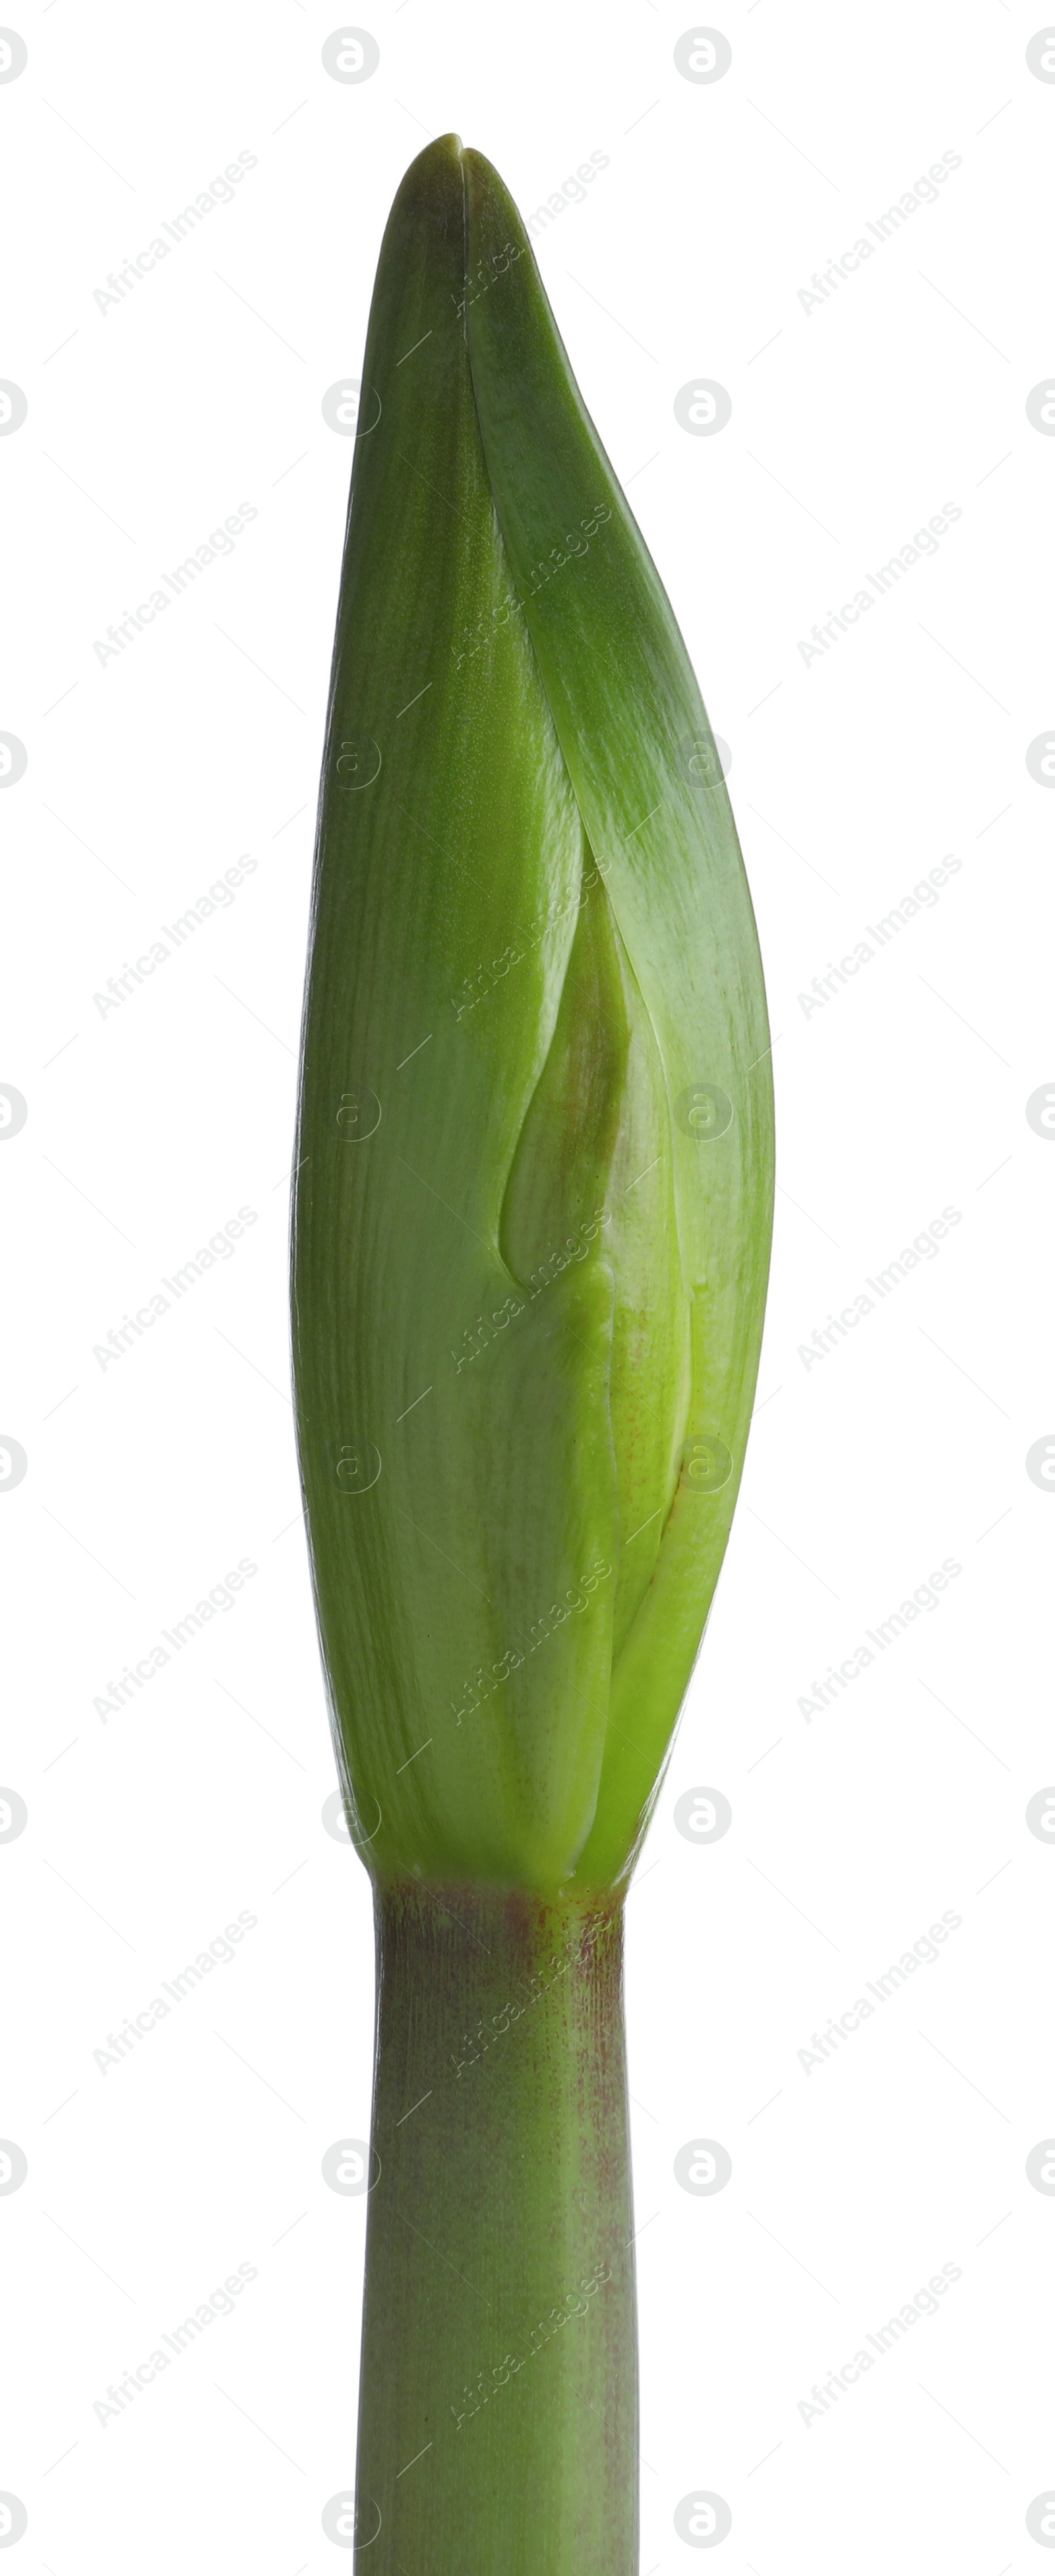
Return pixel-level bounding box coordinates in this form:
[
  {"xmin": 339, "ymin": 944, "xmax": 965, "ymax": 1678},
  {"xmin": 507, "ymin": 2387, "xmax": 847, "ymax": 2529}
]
[{"xmin": 292, "ymin": 134, "xmax": 773, "ymax": 1898}]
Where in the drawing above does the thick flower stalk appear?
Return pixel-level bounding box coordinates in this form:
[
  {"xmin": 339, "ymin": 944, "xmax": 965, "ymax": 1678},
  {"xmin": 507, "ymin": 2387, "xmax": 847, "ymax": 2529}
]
[{"xmin": 292, "ymin": 135, "xmax": 773, "ymax": 2576}]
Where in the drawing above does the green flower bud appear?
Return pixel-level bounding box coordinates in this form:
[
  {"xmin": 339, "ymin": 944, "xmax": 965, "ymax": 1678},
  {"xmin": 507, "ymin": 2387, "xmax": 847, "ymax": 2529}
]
[{"xmin": 292, "ymin": 134, "xmax": 773, "ymax": 1896}]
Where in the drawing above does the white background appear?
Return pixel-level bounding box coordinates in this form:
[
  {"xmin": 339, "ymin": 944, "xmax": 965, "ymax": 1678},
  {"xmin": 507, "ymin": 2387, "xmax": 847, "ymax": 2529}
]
[{"xmin": 2, "ymin": 2, "xmax": 1052, "ymax": 2568}]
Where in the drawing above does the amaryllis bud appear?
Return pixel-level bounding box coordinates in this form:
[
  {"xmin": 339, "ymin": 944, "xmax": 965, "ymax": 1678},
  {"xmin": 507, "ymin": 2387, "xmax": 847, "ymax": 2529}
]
[
  {"xmin": 293, "ymin": 136, "xmax": 772, "ymax": 1890},
  {"xmin": 291, "ymin": 133, "xmax": 773, "ymax": 2576}
]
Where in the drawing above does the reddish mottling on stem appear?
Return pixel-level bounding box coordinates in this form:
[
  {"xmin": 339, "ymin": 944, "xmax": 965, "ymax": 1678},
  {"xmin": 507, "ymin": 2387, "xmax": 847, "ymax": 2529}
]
[{"xmin": 354, "ymin": 1879, "xmax": 638, "ymax": 2575}]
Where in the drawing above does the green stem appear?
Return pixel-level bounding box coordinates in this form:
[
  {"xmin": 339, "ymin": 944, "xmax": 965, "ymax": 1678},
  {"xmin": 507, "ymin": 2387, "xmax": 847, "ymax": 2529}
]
[{"xmin": 354, "ymin": 1880, "xmax": 638, "ymax": 2573}]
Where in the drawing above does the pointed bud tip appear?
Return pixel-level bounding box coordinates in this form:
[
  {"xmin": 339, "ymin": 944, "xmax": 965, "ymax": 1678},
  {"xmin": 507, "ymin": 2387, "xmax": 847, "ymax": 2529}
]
[
  {"xmin": 382, "ymin": 132, "xmax": 466, "ymax": 248},
  {"xmin": 421, "ymin": 130, "xmax": 464, "ymax": 165}
]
